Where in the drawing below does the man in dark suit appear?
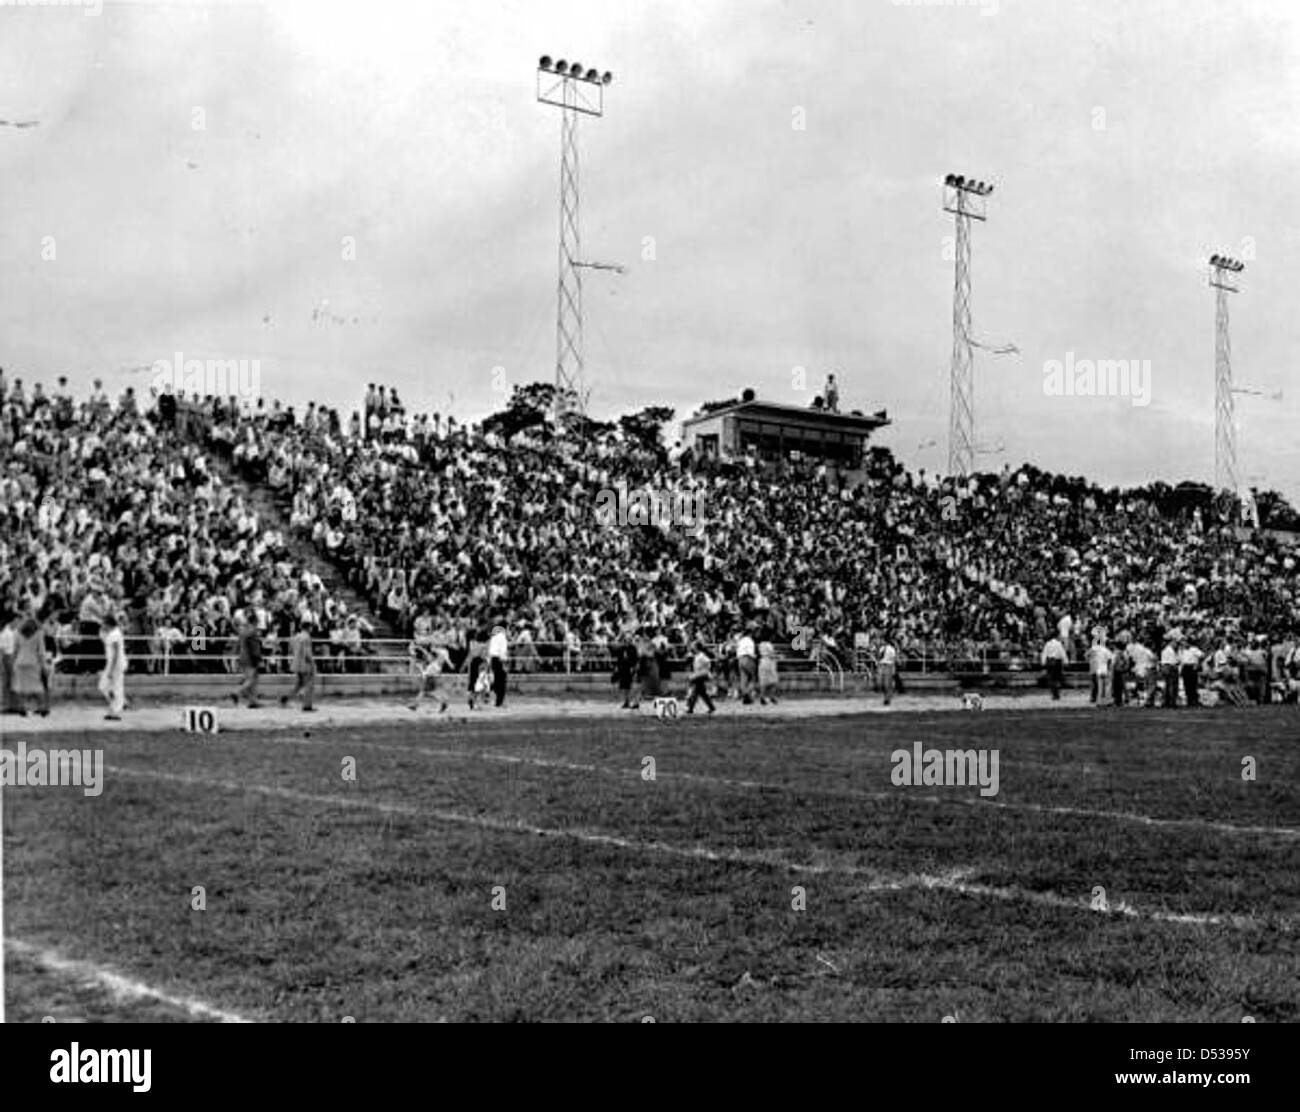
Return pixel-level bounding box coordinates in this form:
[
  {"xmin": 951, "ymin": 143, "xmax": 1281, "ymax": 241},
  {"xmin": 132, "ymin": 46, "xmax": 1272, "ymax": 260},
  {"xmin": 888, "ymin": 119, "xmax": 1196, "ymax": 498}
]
[{"xmin": 233, "ymin": 615, "xmax": 263, "ymax": 708}]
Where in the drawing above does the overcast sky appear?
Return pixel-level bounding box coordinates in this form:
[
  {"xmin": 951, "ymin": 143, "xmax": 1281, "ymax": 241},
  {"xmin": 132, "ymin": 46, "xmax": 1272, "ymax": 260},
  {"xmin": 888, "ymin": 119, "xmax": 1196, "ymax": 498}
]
[{"xmin": 2, "ymin": 0, "xmax": 1298, "ymax": 498}]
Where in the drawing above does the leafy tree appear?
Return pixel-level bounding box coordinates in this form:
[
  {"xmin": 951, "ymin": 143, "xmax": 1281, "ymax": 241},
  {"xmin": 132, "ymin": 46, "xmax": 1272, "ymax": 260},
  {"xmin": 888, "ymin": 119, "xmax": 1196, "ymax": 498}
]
[
  {"xmin": 565, "ymin": 412, "xmax": 616, "ymax": 439},
  {"xmin": 480, "ymin": 382, "xmax": 578, "ymax": 441},
  {"xmin": 1254, "ymin": 488, "xmax": 1300, "ymax": 531},
  {"xmin": 618, "ymin": 405, "xmax": 675, "ymax": 453}
]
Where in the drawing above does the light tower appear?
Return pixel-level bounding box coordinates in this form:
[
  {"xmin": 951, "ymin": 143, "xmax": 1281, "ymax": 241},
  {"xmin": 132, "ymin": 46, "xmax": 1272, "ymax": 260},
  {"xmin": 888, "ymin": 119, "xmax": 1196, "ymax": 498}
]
[
  {"xmin": 1208, "ymin": 253, "xmax": 1245, "ymax": 496},
  {"xmin": 536, "ymin": 55, "xmax": 613, "ymax": 419},
  {"xmin": 942, "ymin": 173, "xmax": 994, "ymax": 478}
]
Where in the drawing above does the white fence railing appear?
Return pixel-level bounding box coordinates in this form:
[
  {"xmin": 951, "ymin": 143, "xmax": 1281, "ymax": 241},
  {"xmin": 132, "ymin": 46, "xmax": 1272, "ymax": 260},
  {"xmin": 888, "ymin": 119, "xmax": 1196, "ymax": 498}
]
[
  {"xmin": 47, "ymin": 631, "xmax": 1137, "ymax": 685},
  {"xmin": 42, "ymin": 635, "xmax": 848, "ymax": 688}
]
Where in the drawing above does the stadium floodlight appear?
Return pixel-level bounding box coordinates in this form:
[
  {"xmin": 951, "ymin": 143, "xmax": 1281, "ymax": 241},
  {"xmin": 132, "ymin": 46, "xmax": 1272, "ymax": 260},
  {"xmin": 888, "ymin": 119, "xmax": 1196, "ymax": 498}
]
[
  {"xmin": 537, "ymin": 54, "xmax": 616, "ymax": 421},
  {"xmin": 1210, "ymin": 253, "xmax": 1245, "ymax": 285},
  {"xmin": 1209, "ymin": 250, "xmax": 1247, "ymax": 496},
  {"xmin": 945, "ymin": 171, "xmax": 995, "ymax": 204},
  {"xmin": 538, "ymin": 54, "xmax": 609, "ymax": 117},
  {"xmin": 942, "ymin": 170, "xmax": 998, "ymax": 478}
]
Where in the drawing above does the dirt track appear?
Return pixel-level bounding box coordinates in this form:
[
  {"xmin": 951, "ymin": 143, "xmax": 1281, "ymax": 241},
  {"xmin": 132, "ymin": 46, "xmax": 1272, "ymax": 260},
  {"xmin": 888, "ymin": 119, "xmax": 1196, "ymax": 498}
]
[{"xmin": 0, "ymin": 689, "xmax": 1097, "ymax": 736}]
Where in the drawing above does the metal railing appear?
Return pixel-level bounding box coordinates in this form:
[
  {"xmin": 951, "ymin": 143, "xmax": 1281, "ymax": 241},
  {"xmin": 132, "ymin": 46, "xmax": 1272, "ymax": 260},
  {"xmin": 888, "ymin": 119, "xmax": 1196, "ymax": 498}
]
[
  {"xmin": 41, "ymin": 634, "xmax": 851, "ymax": 684},
  {"xmin": 44, "ymin": 633, "xmax": 1072, "ymax": 678},
  {"xmin": 45, "ymin": 634, "xmax": 409, "ymax": 678},
  {"xmin": 813, "ymin": 651, "xmax": 845, "ymax": 692},
  {"xmin": 39, "ymin": 631, "xmax": 1298, "ymax": 698},
  {"xmin": 854, "ymin": 643, "xmax": 1087, "ymax": 675}
]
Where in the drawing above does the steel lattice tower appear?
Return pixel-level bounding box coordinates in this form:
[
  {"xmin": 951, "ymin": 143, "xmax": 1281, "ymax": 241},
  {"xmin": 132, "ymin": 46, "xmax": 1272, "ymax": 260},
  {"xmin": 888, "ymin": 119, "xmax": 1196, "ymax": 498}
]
[
  {"xmin": 1209, "ymin": 254, "xmax": 1244, "ymax": 496},
  {"xmin": 537, "ymin": 57, "xmax": 613, "ymax": 418},
  {"xmin": 556, "ymin": 106, "xmax": 583, "ymax": 409},
  {"xmin": 942, "ymin": 174, "xmax": 993, "ymax": 478}
]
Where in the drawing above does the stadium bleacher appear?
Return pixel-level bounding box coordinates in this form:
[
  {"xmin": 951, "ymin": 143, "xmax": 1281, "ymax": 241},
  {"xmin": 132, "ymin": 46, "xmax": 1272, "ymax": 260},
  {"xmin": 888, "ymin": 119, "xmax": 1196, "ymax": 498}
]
[{"xmin": 3, "ymin": 375, "xmax": 1298, "ymax": 699}]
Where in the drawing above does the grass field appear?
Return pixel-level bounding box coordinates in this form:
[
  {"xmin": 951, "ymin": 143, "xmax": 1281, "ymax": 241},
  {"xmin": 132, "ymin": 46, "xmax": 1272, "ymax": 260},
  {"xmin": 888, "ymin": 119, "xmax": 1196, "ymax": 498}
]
[{"xmin": 3, "ymin": 703, "xmax": 1298, "ymax": 1022}]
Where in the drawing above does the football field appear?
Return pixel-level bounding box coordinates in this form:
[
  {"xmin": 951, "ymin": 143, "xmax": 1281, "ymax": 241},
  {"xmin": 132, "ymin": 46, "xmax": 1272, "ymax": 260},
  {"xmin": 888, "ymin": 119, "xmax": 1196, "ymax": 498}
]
[{"xmin": 3, "ymin": 702, "xmax": 1298, "ymax": 1022}]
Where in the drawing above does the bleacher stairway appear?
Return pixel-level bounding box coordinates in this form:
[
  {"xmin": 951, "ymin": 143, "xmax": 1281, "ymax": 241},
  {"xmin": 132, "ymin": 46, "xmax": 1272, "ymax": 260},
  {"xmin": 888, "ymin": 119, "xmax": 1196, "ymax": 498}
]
[{"xmin": 203, "ymin": 449, "xmax": 400, "ymax": 643}]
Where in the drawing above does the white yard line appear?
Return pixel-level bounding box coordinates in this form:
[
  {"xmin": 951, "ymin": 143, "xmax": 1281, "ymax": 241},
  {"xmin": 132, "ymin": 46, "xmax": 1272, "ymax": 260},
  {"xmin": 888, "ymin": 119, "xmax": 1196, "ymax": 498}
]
[
  {"xmin": 250, "ymin": 734, "xmax": 1300, "ymax": 842},
  {"xmin": 6, "ymin": 938, "xmax": 252, "ymax": 1023},
  {"xmin": 104, "ymin": 765, "xmax": 1292, "ymax": 932}
]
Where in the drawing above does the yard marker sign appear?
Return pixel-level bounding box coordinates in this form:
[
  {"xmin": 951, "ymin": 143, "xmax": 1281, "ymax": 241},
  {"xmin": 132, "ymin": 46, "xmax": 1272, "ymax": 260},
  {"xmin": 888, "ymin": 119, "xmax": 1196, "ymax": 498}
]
[
  {"xmin": 182, "ymin": 707, "xmax": 220, "ymax": 734},
  {"xmin": 653, "ymin": 697, "xmax": 679, "ymax": 719}
]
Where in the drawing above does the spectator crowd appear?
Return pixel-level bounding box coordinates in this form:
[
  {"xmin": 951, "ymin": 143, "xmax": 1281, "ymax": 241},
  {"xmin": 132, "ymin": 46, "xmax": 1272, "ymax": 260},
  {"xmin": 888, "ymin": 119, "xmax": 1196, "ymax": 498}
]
[
  {"xmin": 3, "ymin": 368, "xmax": 1300, "ymax": 708},
  {"xmin": 0, "ymin": 369, "xmax": 377, "ymax": 690}
]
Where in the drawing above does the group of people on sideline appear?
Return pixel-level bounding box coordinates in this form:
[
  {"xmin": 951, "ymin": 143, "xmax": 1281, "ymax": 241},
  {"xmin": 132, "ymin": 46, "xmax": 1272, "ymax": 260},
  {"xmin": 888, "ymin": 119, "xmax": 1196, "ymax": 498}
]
[
  {"xmin": 1, "ymin": 609, "xmax": 127, "ymax": 719},
  {"xmin": 608, "ymin": 626, "xmax": 782, "ymax": 714},
  {"xmin": 1040, "ymin": 623, "xmax": 1299, "ymax": 707}
]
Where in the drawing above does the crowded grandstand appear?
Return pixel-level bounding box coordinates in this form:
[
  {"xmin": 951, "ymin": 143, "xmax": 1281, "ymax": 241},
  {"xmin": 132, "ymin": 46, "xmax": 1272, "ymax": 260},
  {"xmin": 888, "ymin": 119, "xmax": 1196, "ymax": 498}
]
[{"xmin": 3, "ymin": 367, "xmax": 1299, "ymax": 714}]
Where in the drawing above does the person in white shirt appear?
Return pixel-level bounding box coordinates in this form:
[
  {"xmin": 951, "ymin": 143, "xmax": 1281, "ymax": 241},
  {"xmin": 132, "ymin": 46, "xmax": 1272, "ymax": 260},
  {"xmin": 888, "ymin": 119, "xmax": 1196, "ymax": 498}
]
[
  {"xmin": 1159, "ymin": 636, "xmax": 1181, "ymax": 708},
  {"xmin": 99, "ymin": 612, "xmax": 127, "ymax": 720},
  {"xmin": 1179, "ymin": 641, "xmax": 1204, "ymax": 707},
  {"xmin": 1057, "ymin": 615, "xmax": 1074, "ymax": 661},
  {"xmin": 757, "ymin": 639, "xmax": 779, "ymax": 705},
  {"xmin": 1109, "ymin": 637, "xmax": 1132, "ymax": 706},
  {"xmin": 1126, "ymin": 640, "xmax": 1156, "ymax": 706},
  {"xmin": 877, "ymin": 637, "xmax": 898, "ymax": 707},
  {"xmin": 1286, "ymin": 643, "xmax": 1300, "ymax": 687},
  {"xmin": 1210, "ymin": 639, "xmax": 1235, "ymax": 683},
  {"xmin": 686, "ymin": 642, "xmax": 716, "ymax": 715},
  {"xmin": 409, "ymin": 642, "xmax": 451, "ymax": 714},
  {"xmin": 0, "ymin": 614, "xmax": 16, "ymax": 714},
  {"xmin": 735, "ymin": 631, "xmax": 757, "ymax": 705},
  {"xmin": 1087, "ymin": 639, "xmax": 1113, "ymax": 705},
  {"xmin": 487, "ymin": 624, "xmax": 509, "ymax": 707},
  {"xmin": 1041, "ymin": 636, "xmax": 1067, "ymax": 700},
  {"xmin": 1280, "ymin": 643, "xmax": 1300, "ymax": 703}
]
